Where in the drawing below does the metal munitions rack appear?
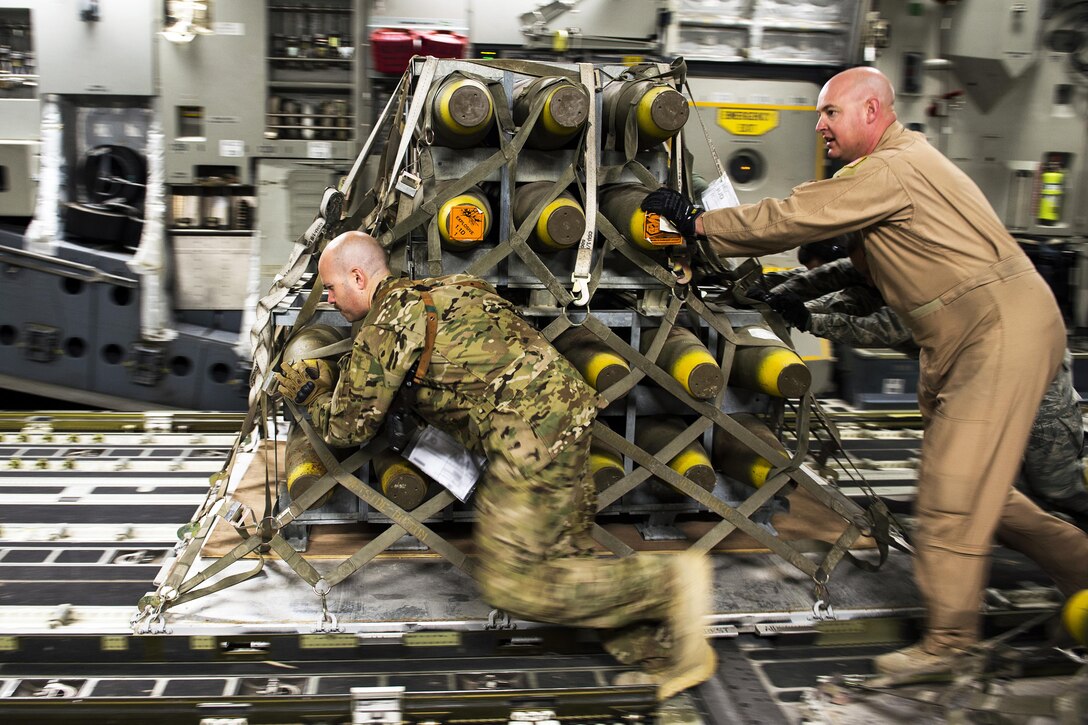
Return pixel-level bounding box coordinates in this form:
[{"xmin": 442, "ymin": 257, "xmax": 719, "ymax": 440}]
[{"xmin": 133, "ymin": 56, "xmax": 894, "ymax": 635}]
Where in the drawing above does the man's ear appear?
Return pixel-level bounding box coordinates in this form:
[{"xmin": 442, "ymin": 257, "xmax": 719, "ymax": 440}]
[
  {"xmin": 865, "ymin": 97, "xmax": 879, "ymax": 122},
  {"xmin": 352, "ymin": 267, "xmax": 367, "ymax": 290}
]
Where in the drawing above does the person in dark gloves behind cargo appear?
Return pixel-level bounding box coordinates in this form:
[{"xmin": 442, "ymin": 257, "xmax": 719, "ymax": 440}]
[{"xmin": 755, "ymin": 238, "xmax": 1088, "ymax": 531}]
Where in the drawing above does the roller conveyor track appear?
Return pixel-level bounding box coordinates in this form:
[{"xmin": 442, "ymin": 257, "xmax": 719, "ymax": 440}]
[{"xmin": 0, "ymin": 410, "xmax": 1083, "ymax": 724}]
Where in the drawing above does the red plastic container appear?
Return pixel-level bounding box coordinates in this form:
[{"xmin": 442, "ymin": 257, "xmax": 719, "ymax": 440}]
[
  {"xmin": 370, "ymin": 28, "xmax": 417, "ymax": 74},
  {"xmin": 418, "ymin": 30, "xmax": 468, "ymax": 59}
]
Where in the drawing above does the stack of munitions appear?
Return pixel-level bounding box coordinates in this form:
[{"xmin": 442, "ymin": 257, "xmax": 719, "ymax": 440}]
[
  {"xmin": 139, "ymin": 58, "xmax": 876, "ymax": 632},
  {"xmin": 281, "ymin": 57, "xmax": 852, "ymax": 533}
]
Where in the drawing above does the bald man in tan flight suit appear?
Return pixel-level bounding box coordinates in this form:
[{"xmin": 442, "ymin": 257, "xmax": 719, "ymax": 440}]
[{"xmin": 644, "ymin": 67, "xmax": 1088, "ymax": 673}]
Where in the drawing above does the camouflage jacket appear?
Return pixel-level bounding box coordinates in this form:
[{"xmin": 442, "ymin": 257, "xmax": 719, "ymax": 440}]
[
  {"xmin": 308, "ymin": 274, "xmax": 597, "ymax": 474},
  {"xmin": 809, "ymin": 305, "xmax": 918, "ymax": 355},
  {"xmin": 770, "ymin": 259, "xmax": 919, "ymax": 354}
]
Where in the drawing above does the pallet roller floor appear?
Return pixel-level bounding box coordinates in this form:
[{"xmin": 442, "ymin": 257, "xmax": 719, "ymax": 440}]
[{"xmin": 1, "ymin": 411, "xmax": 1084, "ymax": 723}]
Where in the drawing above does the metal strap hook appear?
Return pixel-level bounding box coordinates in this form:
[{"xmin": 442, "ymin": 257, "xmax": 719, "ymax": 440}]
[
  {"xmin": 811, "ymin": 575, "xmax": 837, "ymax": 621},
  {"xmin": 313, "ymin": 579, "xmax": 342, "ymax": 633}
]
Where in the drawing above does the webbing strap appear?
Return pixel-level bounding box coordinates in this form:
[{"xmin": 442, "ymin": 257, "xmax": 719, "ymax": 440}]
[
  {"xmin": 540, "ymin": 296, "xmax": 875, "ymax": 576},
  {"xmin": 298, "ymin": 337, "xmax": 353, "ymax": 361},
  {"xmin": 325, "ymin": 488, "xmax": 458, "ymax": 588},
  {"xmin": 682, "ymin": 79, "xmax": 727, "ymax": 181},
  {"xmin": 277, "ymin": 448, "xmax": 372, "ymax": 523},
  {"xmin": 688, "ymin": 470, "xmax": 793, "ymax": 555},
  {"xmin": 379, "ymin": 57, "xmax": 439, "ymax": 212},
  {"xmin": 176, "ymin": 533, "xmax": 261, "ymax": 595},
  {"xmin": 582, "ymin": 314, "xmax": 790, "ymax": 465},
  {"xmin": 169, "ymin": 555, "xmax": 266, "ymax": 609},
  {"xmin": 343, "ymin": 71, "xmax": 409, "ymax": 210},
  {"xmin": 591, "ymin": 423, "xmax": 821, "ymax": 579},
  {"xmin": 571, "ymin": 62, "xmax": 598, "ymax": 306},
  {"xmin": 268, "ymin": 535, "xmax": 323, "ymax": 588},
  {"xmin": 460, "ymin": 57, "xmax": 580, "ymax": 81},
  {"xmin": 464, "ymin": 165, "xmax": 579, "ymax": 306},
  {"xmin": 162, "ymin": 499, "xmax": 228, "ymax": 594}
]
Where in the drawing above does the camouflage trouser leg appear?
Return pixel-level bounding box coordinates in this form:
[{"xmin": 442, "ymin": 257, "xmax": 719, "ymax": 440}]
[
  {"xmin": 1018, "ymin": 350, "xmax": 1087, "ymax": 502},
  {"xmin": 473, "ymin": 430, "xmax": 675, "ymax": 663}
]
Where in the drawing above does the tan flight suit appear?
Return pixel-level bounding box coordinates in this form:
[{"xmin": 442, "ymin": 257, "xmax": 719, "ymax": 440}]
[{"xmin": 700, "ymin": 121, "xmax": 1088, "ymax": 651}]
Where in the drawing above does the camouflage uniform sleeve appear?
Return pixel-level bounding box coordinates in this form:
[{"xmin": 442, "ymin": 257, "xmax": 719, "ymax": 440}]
[
  {"xmin": 308, "ymin": 291, "xmax": 425, "ymax": 447},
  {"xmin": 1020, "ymin": 350, "xmax": 1087, "ymax": 501},
  {"xmin": 808, "ymin": 305, "xmax": 916, "ymax": 349},
  {"xmin": 772, "ymin": 258, "xmax": 866, "ymax": 301},
  {"xmin": 806, "ymin": 285, "xmax": 887, "ymax": 317}
]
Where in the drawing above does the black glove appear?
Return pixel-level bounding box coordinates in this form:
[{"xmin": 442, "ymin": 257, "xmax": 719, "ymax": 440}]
[
  {"xmin": 765, "ymin": 290, "xmax": 811, "ymax": 331},
  {"xmin": 743, "ymin": 286, "xmax": 772, "ymax": 304},
  {"xmin": 641, "ymin": 188, "xmax": 702, "ymax": 238}
]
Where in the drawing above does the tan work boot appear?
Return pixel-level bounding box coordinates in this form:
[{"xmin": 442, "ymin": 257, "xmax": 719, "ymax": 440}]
[
  {"xmin": 612, "ymin": 670, "xmax": 660, "ymax": 688},
  {"xmin": 873, "ymin": 643, "xmax": 964, "ymax": 675},
  {"xmin": 656, "ymin": 551, "xmax": 718, "ymax": 700},
  {"xmin": 611, "ymin": 552, "xmax": 717, "ymax": 699}
]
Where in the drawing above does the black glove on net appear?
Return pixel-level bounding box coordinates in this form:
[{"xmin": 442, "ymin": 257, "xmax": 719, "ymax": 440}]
[
  {"xmin": 641, "ymin": 188, "xmax": 702, "ymax": 238},
  {"xmin": 765, "ymin": 290, "xmax": 811, "ymax": 331},
  {"xmin": 743, "ymin": 286, "xmax": 771, "ymax": 304}
]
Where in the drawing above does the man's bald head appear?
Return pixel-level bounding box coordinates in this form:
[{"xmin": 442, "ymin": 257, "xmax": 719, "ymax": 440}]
[
  {"xmin": 322, "ymin": 231, "xmax": 390, "ymax": 278},
  {"xmin": 830, "ymin": 67, "xmax": 895, "ymax": 112},
  {"xmin": 318, "ymin": 231, "xmax": 391, "ymax": 322},
  {"xmin": 815, "ymin": 66, "xmax": 897, "ymax": 162}
]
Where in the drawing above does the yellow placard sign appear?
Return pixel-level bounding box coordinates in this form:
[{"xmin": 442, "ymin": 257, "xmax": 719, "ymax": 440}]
[
  {"xmin": 448, "ymin": 204, "xmax": 485, "ymax": 242},
  {"xmin": 717, "ymin": 107, "xmax": 779, "ymax": 136}
]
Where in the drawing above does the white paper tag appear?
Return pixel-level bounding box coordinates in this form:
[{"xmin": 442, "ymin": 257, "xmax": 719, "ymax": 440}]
[
  {"xmin": 404, "ymin": 425, "xmax": 485, "ymax": 502},
  {"xmin": 746, "ymin": 326, "xmax": 780, "ymax": 341},
  {"xmin": 658, "ymin": 216, "xmax": 679, "ymax": 234},
  {"xmin": 702, "ymin": 174, "xmax": 740, "ymax": 211}
]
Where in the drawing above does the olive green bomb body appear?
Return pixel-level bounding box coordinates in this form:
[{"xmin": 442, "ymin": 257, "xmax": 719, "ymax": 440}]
[
  {"xmin": 635, "ymin": 416, "xmax": 717, "ymax": 494},
  {"xmin": 513, "ymin": 77, "xmax": 590, "ymax": 150},
  {"xmin": 285, "ymin": 426, "xmax": 337, "ymax": 509},
  {"xmin": 372, "ymin": 449, "xmax": 429, "ymax": 511},
  {"xmin": 282, "ymin": 324, "xmax": 347, "ymax": 509},
  {"xmin": 712, "ymin": 413, "xmax": 789, "ymax": 489},
  {"xmin": 601, "ymin": 78, "xmax": 689, "ymax": 151},
  {"xmin": 429, "ymin": 75, "xmax": 495, "ymax": 148},
  {"xmin": 729, "ymin": 326, "xmax": 811, "ymax": 398},
  {"xmin": 555, "ymin": 325, "xmax": 631, "ymax": 396},
  {"xmin": 589, "ymin": 440, "xmax": 626, "ymax": 494},
  {"xmin": 642, "ymin": 325, "xmax": 724, "ymax": 400},
  {"xmin": 282, "ymin": 323, "xmax": 347, "ymax": 365},
  {"xmin": 513, "ymin": 181, "xmax": 586, "ymax": 252},
  {"xmin": 599, "ymin": 183, "xmax": 658, "ymax": 252}
]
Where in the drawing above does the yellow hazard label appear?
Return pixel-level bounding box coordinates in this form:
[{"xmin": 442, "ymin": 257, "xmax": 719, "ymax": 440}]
[
  {"xmin": 0, "ymin": 636, "xmax": 16, "ymax": 651},
  {"xmin": 300, "ymin": 633, "xmax": 357, "ymax": 649},
  {"xmin": 448, "ymin": 204, "xmax": 486, "ymax": 242},
  {"xmin": 717, "ymin": 107, "xmax": 779, "ymax": 136},
  {"xmin": 189, "ymin": 635, "xmax": 217, "ymax": 650},
  {"xmin": 101, "ymin": 636, "xmax": 128, "ymax": 651},
  {"xmin": 643, "ymin": 213, "xmax": 683, "ymax": 246},
  {"xmin": 403, "ymin": 630, "xmax": 462, "ymax": 647}
]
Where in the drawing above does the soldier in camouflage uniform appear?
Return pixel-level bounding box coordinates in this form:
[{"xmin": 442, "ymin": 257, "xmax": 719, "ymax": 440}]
[
  {"xmin": 275, "ymin": 231, "xmax": 716, "ymax": 700},
  {"xmin": 758, "ymin": 255, "xmax": 1088, "ymax": 528}
]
